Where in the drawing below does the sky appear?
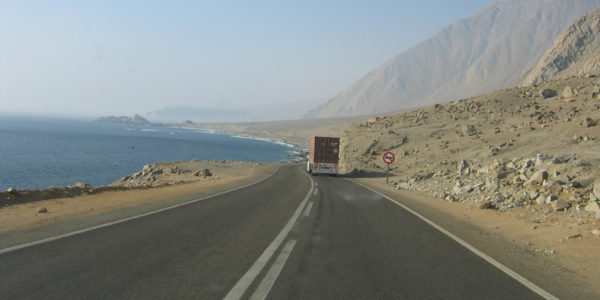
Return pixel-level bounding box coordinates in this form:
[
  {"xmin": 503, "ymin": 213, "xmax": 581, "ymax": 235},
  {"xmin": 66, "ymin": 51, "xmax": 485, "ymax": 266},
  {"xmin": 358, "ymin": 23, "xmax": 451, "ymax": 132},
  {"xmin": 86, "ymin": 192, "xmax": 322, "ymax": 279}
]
[{"xmin": 0, "ymin": 0, "xmax": 492, "ymax": 118}]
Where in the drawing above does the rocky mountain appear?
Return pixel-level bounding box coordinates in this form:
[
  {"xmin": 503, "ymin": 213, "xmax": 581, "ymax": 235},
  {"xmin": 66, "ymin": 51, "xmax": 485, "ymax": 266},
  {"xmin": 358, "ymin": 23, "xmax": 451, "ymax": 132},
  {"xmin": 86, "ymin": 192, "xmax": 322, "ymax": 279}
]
[
  {"xmin": 519, "ymin": 7, "xmax": 600, "ymax": 86},
  {"xmin": 95, "ymin": 114, "xmax": 152, "ymax": 125},
  {"xmin": 305, "ymin": 0, "xmax": 600, "ymax": 118}
]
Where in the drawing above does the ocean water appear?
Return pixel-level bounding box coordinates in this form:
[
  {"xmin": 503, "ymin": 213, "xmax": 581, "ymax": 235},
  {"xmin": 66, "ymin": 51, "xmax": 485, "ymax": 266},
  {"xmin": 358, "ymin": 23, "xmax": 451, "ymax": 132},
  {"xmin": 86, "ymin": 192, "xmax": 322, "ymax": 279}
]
[{"xmin": 0, "ymin": 116, "xmax": 301, "ymax": 190}]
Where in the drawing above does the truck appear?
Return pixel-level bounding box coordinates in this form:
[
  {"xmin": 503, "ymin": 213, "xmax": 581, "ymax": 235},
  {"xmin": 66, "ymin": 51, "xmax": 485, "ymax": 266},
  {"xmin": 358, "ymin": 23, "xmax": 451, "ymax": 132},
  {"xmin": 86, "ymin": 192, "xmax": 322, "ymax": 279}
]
[{"xmin": 307, "ymin": 136, "xmax": 340, "ymax": 175}]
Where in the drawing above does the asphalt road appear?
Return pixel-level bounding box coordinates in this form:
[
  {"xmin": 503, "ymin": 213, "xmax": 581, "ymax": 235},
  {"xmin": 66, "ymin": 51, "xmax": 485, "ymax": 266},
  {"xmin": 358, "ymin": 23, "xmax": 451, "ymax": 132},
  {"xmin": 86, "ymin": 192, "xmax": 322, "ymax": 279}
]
[{"xmin": 0, "ymin": 165, "xmax": 551, "ymax": 299}]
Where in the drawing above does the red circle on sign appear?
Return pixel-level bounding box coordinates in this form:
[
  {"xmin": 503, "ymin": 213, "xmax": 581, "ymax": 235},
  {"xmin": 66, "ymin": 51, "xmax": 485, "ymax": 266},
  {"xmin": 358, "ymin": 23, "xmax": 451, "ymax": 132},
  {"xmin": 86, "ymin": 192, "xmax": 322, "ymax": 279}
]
[{"xmin": 383, "ymin": 152, "xmax": 395, "ymax": 164}]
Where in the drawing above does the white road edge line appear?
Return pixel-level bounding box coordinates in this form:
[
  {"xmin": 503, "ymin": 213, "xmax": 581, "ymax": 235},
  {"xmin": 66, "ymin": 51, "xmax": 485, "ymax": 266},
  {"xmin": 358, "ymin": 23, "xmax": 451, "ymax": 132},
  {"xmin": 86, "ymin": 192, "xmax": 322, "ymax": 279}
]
[
  {"xmin": 303, "ymin": 202, "xmax": 313, "ymax": 217},
  {"xmin": 350, "ymin": 179, "xmax": 559, "ymax": 300},
  {"xmin": 249, "ymin": 239, "xmax": 297, "ymax": 300},
  {"xmin": 0, "ymin": 166, "xmax": 283, "ymax": 256},
  {"xmin": 223, "ymin": 170, "xmax": 314, "ymax": 300}
]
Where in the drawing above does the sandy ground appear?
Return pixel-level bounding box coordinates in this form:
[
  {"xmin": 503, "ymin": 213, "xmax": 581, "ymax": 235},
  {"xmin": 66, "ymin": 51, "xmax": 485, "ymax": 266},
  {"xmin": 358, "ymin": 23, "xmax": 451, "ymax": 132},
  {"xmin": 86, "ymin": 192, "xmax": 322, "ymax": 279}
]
[
  {"xmin": 0, "ymin": 162, "xmax": 278, "ymax": 233},
  {"xmin": 355, "ymin": 176, "xmax": 600, "ymax": 297}
]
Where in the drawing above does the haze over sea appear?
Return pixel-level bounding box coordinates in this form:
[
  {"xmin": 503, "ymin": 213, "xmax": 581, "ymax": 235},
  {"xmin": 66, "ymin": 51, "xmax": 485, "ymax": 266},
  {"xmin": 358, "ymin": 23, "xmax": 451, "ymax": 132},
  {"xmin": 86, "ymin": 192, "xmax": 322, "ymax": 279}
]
[{"xmin": 0, "ymin": 116, "xmax": 300, "ymax": 190}]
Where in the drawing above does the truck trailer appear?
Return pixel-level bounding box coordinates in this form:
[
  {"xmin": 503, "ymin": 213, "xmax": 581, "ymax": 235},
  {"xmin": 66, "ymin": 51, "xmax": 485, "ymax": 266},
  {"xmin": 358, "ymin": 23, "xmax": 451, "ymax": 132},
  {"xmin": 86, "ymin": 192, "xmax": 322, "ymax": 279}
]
[{"xmin": 307, "ymin": 136, "xmax": 340, "ymax": 175}]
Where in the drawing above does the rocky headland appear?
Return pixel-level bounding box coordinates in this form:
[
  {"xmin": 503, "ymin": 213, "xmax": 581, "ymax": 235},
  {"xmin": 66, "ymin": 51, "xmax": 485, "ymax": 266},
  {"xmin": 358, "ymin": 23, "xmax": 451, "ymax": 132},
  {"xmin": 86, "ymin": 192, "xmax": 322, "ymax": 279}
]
[{"xmin": 95, "ymin": 114, "xmax": 153, "ymax": 125}]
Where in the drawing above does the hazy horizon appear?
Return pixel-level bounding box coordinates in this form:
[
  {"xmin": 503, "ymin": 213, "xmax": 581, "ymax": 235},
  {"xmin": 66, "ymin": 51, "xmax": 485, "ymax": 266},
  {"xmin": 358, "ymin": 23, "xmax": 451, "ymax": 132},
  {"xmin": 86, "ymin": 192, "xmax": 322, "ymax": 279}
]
[{"xmin": 1, "ymin": 0, "xmax": 491, "ymax": 119}]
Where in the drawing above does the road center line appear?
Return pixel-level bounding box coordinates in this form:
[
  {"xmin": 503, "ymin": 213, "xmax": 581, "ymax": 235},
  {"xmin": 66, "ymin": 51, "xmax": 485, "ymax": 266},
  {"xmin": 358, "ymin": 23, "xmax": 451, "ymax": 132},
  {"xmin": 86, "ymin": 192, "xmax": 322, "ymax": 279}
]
[
  {"xmin": 223, "ymin": 170, "xmax": 314, "ymax": 300},
  {"xmin": 313, "ymin": 188, "xmax": 318, "ymax": 196},
  {"xmin": 0, "ymin": 166, "xmax": 283, "ymax": 255},
  {"xmin": 350, "ymin": 179, "xmax": 559, "ymax": 300},
  {"xmin": 249, "ymin": 239, "xmax": 297, "ymax": 300},
  {"xmin": 303, "ymin": 201, "xmax": 313, "ymax": 217}
]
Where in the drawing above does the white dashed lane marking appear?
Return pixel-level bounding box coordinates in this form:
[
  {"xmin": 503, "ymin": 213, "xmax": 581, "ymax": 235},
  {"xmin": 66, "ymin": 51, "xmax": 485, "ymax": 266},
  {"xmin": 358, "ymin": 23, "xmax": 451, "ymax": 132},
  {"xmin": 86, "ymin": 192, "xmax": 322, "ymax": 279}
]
[{"xmin": 303, "ymin": 201, "xmax": 314, "ymax": 217}]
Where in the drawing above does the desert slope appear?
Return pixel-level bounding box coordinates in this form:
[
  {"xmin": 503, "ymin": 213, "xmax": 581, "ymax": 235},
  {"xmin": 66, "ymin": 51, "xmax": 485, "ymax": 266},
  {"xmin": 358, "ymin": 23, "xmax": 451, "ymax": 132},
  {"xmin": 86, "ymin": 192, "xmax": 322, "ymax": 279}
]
[
  {"xmin": 339, "ymin": 75, "xmax": 600, "ymax": 213},
  {"xmin": 306, "ymin": 0, "xmax": 600, "ymax": 118}
]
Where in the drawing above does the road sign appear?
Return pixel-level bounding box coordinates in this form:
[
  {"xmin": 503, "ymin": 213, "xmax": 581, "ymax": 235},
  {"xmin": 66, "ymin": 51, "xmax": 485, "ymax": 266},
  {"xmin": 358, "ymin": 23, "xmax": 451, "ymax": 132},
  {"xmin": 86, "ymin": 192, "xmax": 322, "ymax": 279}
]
[{"xmin": 383, "ymin": 152, "xmax": 395, "ymax": 164}]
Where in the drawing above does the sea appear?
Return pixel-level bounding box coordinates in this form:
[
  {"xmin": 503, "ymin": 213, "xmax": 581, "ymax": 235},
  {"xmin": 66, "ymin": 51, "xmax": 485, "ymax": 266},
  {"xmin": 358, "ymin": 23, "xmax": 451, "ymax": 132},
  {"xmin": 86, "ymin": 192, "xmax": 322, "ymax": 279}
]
[{"xmin": 0, "ymin": 115, "xmax": 302, "ymax": 190}]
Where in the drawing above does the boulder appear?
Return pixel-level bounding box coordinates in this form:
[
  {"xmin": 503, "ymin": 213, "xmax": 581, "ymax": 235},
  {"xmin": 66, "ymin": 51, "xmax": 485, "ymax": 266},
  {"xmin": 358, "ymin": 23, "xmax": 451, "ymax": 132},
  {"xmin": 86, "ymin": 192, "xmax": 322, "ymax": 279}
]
[
  {"xmin": 492, "ymin": 194, "xmax": 506, "ymax": 203},
  {"xmin": 528, "ymin": 190, "xmax": 540, "ymax": 200},
  {"xmin": 562, "ymin": 86, "xmax": 577, "ymax": 98},
  {"xmin": 535, "ymin": 154, "xmax": 553, "ymax": 166},
  {"xmin": 586, "ymin": 201, "xmax": 600, "ymax": 212},
  {"xmin": 512, "ymin": 175, "xmax": 525, "ymax": 184},
  {"xmin": 553, "ymin": 175, "xmax": 570, "ymax": 185},
  {"xmin": 7, "ymin": 187, "xmax": 17, "ymax": 194},
  {"xmin": 594, "ymin": 183, "xmax": 600, "ymax": 200},
  {"xmin": 457, "ymin": 159, "xmax": 469, "ymax": 174},
  {"xmin": 552, "ymin": 199, "xmax": 570, "ymax": 211},
  {"xmin": 395, "ymin": 182, "xmax": 411, "ymax": 190},
  {"xmin": 194, "ymin": 169, "xmax": 212, "ymax": 177},
  {"xmin": 543, "ymin": 180, "xmax": 561, "ymax": 187},
  {"xmin": 151, "ymin": 169, "xmax": 164, "ymax": 176},
  {"xmin": 552, "ymin": 153, "xmax": 575, "ymax": 164},
  {"xmin": 536, "ymin": 195, "xmax": 547, "ymax": 204},
  {"xmin": 573, "ymin": 160, "xmax": 590, "ymax": 167},
  {"xmin": 584, "ymin": 117, "xmax": 597, "ymax": 127},
  {"xmin": 546, "ymin": 194, "xmax": 558, "ymax": 204},
  {"xmin": 454, "ymin": 185, "xmax": 473, "ymax": 195},
  {"xmin": 169, "ymin": 167, "xmax": 187, "ymax": 175},
  {"xmin": 462, "ymin": 125, "xmax": 477, "ymax": 136},
  {"xmin": 540, "ymin": 89, "xmax": 557, "ymax": 98},
  {"xmin": 73, "ymin": 182, "xmax": 91, "ymax": 189},
  {"xmin": 522, "ymin": 158, "xmax": 534, "ymax": 168},
  {"xmin": 527, "ymin": 170, "xmax": 549, "ymax": 185},
  {"xmin": 38, "ymin": 207, "xmax": 48, "ymax": 213}
]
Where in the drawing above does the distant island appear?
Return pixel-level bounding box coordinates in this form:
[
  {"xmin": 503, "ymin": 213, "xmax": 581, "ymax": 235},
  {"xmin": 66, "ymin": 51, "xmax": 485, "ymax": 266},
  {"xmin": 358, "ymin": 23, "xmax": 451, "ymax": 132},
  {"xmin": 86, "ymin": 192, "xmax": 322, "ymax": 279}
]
[{"xmin": 95, "ymin": 114, "xmax": 153, "ymax": 125}]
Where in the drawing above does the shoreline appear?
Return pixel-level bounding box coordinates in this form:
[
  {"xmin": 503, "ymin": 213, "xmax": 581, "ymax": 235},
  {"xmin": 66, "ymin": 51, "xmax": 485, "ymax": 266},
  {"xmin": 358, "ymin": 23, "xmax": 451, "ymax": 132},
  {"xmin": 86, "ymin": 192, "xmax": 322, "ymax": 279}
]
[
  {"xmin": 0, "ymin": 118, "xmax": 304, "ymax": 191},
  {"xmin": 174, "ymin": 125, "xmax": 308, "ymax": 150}
]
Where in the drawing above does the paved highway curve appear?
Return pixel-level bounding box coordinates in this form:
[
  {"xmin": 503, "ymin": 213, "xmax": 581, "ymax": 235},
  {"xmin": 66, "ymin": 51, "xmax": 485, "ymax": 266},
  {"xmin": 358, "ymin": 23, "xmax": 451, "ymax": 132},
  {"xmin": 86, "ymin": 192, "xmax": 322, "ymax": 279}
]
[{"xmin": 0, "ymin": 165, "xmax": 554, "ymax": 299}]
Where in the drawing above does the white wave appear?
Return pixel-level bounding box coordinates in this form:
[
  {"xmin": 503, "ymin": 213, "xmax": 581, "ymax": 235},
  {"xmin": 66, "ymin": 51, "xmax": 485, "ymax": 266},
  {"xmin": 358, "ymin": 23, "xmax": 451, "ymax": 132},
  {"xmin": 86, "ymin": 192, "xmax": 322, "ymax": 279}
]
[
  {"xmin": 177, "ymin": 127, "xmax": 219, "ymax": 134},
  {"xmin": 230, "ymin": 135, "xmax": 296, "ymax": 148}
]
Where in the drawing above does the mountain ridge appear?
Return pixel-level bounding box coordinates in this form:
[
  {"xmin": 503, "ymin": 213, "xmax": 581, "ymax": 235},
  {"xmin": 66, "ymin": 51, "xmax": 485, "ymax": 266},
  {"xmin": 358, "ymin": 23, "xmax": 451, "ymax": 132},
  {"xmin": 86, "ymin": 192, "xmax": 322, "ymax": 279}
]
[
  {"xmin": 305, "ymin": 0, "xmax": 600, "ymax": 118},
  {"xmin": 519, "ymin": 7, "xmax": 600, "ymax": 85}
]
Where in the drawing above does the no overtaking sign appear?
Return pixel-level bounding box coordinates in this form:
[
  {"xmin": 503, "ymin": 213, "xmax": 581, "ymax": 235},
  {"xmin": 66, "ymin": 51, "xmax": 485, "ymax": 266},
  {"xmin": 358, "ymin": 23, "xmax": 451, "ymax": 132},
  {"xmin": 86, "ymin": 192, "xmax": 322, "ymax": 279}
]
[
  {"xmin": 382, "ymin": 152, "xmax": 395, "ymax": 184},
  {"xmin": 383, "ymin": 152, "xmax": 395, "ymax": 164}
]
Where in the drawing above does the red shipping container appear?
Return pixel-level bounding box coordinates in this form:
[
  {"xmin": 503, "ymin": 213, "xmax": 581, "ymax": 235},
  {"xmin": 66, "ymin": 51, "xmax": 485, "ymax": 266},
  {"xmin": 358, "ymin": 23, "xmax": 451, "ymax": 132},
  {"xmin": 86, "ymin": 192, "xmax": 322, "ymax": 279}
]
[{"xmin": 309, "ymin": 136, "xmax": 340, "ymax": 164}]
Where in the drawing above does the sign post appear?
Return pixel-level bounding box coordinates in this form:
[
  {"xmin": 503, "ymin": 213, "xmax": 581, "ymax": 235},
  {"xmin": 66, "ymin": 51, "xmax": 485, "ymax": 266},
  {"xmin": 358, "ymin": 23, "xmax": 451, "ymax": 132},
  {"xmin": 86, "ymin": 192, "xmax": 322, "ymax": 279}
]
[{"xmin": 382, "ymin": 152, "xmax": 395, "ymax": 184}]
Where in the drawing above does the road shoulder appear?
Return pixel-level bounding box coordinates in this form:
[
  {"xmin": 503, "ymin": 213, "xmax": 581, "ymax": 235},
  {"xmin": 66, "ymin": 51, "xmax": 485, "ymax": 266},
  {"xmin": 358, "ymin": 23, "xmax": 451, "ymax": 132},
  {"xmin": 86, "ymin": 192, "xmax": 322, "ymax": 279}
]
[
  {"xmin": 350, "ymin": 177, "xmax": 600, "ymax": 300},
  {"xmin": 0, "ymin": 163, "xmax": 281, "ymax": 249}
]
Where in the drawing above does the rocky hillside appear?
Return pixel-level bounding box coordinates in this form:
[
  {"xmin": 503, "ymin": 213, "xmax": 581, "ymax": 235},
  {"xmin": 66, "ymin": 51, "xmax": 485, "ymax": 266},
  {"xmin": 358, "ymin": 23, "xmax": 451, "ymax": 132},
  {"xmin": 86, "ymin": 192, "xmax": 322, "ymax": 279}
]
[
  {"xmin": 340, "ymin": 75, "xmax": 600, "ymax": 216},
  {"xmin": 306, "ymin": 0, "xmax": 600, "ymax": 118},
  {"xmin": 519, "ymin": 7, "xmax": 600, "ymax": 86}
]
